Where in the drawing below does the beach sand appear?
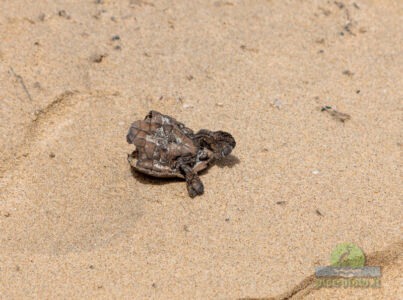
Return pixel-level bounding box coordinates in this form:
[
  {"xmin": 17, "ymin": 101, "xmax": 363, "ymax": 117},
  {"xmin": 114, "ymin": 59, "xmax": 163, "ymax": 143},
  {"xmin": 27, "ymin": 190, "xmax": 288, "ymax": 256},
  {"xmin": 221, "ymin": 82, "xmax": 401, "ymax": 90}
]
[{"xmin": 0, "ymin": 0, "xmax": 402, "ymax": 298}]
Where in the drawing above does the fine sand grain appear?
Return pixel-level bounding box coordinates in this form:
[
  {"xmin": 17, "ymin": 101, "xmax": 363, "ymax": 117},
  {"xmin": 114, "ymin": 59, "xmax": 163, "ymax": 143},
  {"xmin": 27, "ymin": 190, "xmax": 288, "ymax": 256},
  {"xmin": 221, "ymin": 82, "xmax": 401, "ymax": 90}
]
[{"xmin": 0, "ymin": 0, "xmax": 402, "ymax": 298}]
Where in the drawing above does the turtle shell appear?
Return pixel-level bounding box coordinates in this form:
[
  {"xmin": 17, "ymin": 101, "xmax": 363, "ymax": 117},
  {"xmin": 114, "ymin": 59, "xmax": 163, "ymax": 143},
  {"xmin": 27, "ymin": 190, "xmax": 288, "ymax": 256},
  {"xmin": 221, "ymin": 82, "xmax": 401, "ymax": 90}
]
[{"xmin": 127, "ymin": 111, "xmax": 210, "ymax": 178}]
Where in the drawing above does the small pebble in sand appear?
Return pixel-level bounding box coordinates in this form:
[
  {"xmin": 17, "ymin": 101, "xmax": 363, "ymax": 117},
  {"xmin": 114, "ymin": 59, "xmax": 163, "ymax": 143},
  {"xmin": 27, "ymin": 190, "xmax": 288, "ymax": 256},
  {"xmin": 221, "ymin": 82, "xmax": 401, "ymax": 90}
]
[
  {"xmin": 342, "ymin": 70, "xmax": 354, "ymax": 77},
  {"xmin": 321, "ymin": 106, "xmax": 351, "ymax": 123},
  {"xmin": 240, "ymin": 44, "xmax": 259, "ymax": 53},
  {"xmin": 276, "ymin": 201, "xmax": 287, "ymax": 205},
  {"xmin": 49, "ymin": 152, "xmax": 56, "ymax": 158},
  {"xmin": 38, "ymin": 13, "xmax": 46, "ymax": 21},
  {"xmin": 114, "ymin": 45, "xmax": 121, "ymax": 51},
  {"xmin": 344, "ymin": 23, "xmax": 354, "ymax": 35},
  {"xmin": 90, "ymin": 53, "xmax": 107, "ymax": 63},
  {"xmin": 315, "ymin": 38, "xmax": 325, "ymax": 44},
  {"xmin": 4, "ymin": 212, "xmax": 11, "ymax": 217},
  {"xmin": 334, "ymin": 1, "xmax": 345, "ymax": 9},
  {"xmin": 273, "ymin": 99, "xmax": 282, "ymax": 109},
  {"xmin": 183, "ymin": 104, "xmax": 193, "ymax": 109},
  {"xmin": 359, "ymin": 27, "xmax": 367, "ymax": 34},
  {"xmin": 312, "ymin": 170, "xmax": 319, "ymax": 175},
  {"xmin": 112, "ymin": 35, "xmax": 120, "ymax": 41},
  {"xmin": 216, "ymin": 102, "xmax": 224, "ymax": 107},
  {"xmin": 225, "ymin": 218, "xmax": 230, "ymax": 222},
  {"xmin": 58, "ymin": 10, "xmax": 71, "ymax": 19},
  {"xmin": 315, "ymin": 209, "xmax": 324, "ymax": 217}
]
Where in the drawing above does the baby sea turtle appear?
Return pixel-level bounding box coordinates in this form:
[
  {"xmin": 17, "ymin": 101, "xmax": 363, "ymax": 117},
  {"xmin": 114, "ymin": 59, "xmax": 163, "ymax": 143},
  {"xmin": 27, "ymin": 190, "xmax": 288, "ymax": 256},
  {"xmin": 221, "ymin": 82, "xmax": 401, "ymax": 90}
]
[{"xmin": 126, "ymin": 110, "xmax": 236, "ymax": 197}]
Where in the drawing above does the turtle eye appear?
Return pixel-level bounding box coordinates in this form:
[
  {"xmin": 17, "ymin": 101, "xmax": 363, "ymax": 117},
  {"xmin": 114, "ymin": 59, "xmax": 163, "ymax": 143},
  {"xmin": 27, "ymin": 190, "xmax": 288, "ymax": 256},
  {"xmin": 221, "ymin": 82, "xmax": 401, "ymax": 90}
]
[{"xmin": 221, "ymin": 143, "xmax": 233, "ymax": 157}]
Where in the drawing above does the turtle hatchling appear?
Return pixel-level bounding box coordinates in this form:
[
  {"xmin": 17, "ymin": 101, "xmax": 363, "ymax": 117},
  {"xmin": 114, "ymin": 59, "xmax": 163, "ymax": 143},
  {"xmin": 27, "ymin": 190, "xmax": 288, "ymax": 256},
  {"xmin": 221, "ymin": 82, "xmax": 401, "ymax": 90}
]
[{"xmin": 126, "ymin": 110, "xmax": 236, "ymax": 197}]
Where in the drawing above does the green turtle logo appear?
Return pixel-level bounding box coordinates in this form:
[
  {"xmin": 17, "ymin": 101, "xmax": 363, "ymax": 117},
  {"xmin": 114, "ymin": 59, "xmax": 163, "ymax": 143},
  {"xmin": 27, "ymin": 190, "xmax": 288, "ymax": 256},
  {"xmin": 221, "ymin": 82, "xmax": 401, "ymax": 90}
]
[{"xmin": 330, "ymin": 243, "xmax": 365, "ymax": 267}]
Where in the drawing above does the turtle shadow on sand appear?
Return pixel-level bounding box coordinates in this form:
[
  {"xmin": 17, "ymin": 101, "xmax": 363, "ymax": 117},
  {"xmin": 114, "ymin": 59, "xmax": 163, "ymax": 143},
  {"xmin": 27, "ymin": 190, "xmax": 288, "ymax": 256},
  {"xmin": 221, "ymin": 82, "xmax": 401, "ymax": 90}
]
[
  {"xmin": 197, "ymin": 154, "xmax": 241, "ymax": 176},
  {"xmin": 213, "ymin": 154, "xmax": 240, "ymax": 169}
]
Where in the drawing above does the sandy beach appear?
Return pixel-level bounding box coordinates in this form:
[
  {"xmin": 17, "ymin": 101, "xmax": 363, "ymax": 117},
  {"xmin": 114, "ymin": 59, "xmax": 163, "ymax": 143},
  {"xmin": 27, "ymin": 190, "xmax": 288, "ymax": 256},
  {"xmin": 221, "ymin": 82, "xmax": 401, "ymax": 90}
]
[{"xmin": 0, "ymin": 0, "xmax": 402, "ymax": 298}]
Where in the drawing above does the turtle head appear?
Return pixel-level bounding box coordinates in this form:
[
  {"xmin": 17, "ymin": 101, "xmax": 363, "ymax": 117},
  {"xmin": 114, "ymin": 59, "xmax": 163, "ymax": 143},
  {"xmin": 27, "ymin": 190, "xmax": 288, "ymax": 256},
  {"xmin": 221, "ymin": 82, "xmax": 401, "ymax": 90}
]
[{"xmin": 196, "ymin": 130, "xmax": 236, "ymax": 159}]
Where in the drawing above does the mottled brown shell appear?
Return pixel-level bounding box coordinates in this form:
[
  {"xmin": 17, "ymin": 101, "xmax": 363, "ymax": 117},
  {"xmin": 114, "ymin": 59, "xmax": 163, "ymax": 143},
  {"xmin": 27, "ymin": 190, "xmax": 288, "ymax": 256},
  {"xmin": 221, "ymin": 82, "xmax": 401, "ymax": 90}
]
[{"xmin": 127, "ymin": 111, "xmax": 208, "ymax": 177}]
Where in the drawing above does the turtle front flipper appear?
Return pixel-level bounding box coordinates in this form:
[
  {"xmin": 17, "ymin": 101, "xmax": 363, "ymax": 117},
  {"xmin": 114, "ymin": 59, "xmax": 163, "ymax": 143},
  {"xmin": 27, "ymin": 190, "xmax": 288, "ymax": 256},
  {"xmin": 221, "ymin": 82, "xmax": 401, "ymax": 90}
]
[{"xmin": 180, "ymin": 164, "xmax": 204, "ymax": 197}]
